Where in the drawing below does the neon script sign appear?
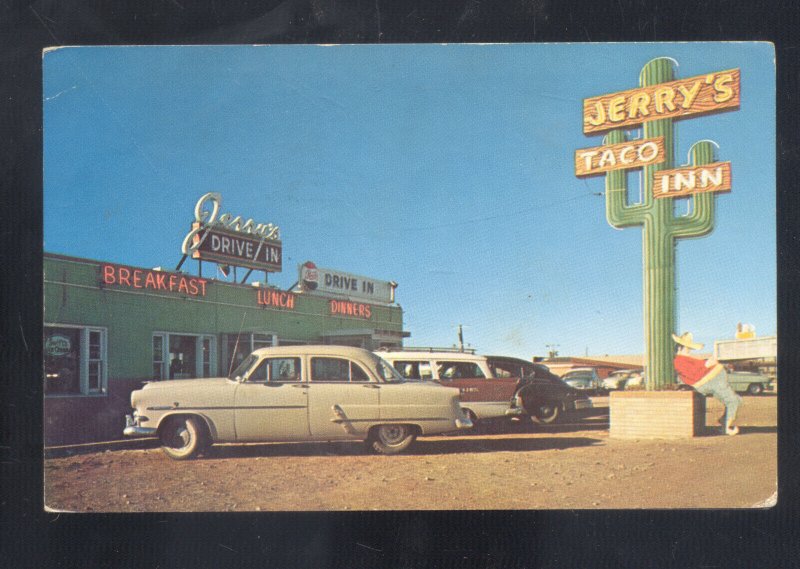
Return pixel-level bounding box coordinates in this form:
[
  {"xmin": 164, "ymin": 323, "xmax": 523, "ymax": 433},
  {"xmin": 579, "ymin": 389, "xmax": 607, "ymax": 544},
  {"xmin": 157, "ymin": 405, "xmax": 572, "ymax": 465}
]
[{"xmin": 182, "ymin": 192, "xmax": 280, "ymax": 247}]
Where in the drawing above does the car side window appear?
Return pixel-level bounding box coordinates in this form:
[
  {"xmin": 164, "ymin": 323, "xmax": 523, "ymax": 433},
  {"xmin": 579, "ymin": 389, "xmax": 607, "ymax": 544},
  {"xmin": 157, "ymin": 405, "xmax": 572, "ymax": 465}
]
[
  {"xmin": 350, "ymin": 362, "xmax": 370, "ymax": 382},
  {"xmin": 311, "ymin": 357, "xmax": 371, "ymax": 382},
  {"xmin": 489, "ymin": 361, "xmax": 520, "ymax": 378},
  {"xmin": 436, "ymin": 361, "xmax": 485, "ymax": 380},
  {"xmin": 248, "ymin": 357, "xmax": 301, "ymax": 383},
  {"xmin": 269, "ymin": 358, "xmax": 301, "ymax": 382},
  {"xmin": 393, "ymin": 360, "xmax": 433, "ymax": 380},
  {"xmin": 248, "ymin": 359, "xmax": 268, "ymax": 382}
]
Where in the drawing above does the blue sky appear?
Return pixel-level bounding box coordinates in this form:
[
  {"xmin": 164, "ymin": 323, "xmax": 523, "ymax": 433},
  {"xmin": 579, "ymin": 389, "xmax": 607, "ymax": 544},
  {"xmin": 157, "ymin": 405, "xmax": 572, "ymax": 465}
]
[{"xmin": 43, "ymin": 43, "xmax": 775, "ymax": 358}]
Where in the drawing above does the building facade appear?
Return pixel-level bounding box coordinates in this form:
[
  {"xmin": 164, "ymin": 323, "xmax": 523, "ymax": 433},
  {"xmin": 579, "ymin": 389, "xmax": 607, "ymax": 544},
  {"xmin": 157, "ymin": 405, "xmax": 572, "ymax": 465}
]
[{"xmin": 44, "ymin": 253, "xmax": 407, "ymax": 445}]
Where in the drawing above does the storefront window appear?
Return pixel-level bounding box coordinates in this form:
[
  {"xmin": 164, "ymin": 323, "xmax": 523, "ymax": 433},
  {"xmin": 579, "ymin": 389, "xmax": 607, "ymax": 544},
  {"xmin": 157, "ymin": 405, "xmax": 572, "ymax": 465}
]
[
  {"xmin": 202, "ymin": 338, "xmax": 212, "ymax": 377},
  {"xmin": 169, "ymin": 335, "xmax": 197, "ymax": 379},
  {"xmin": 153, "ymin": 333, "xmax": 216, "ymax": 380},
  {"xmin": 88, "ymin": 330, "xmax": 103, "ymax": 393},
  {"xmin": 153, "ymin": 334, "xmax": 165, "ymax": 380},
  {"xmin": 222, "ymin": 333, "xmax": 275, "ymax": 376},
  {"xmin": 44, "ymin": 325, "xmax": 107, "ymax": 396}
]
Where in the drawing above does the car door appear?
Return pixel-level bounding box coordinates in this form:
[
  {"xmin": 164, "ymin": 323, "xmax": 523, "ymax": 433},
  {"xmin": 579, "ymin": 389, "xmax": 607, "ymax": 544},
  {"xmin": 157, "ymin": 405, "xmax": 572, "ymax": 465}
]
[
  {"xmin": 233, "ymin": 355, "xmax": 310, "ymax": 441},
  {"xmin": 435, "ymin": 360, "xmax": 517, "ymax": 403},
  {"xmin": 306, "ymin": 356, "xmax": 381, "ymax": 439}
]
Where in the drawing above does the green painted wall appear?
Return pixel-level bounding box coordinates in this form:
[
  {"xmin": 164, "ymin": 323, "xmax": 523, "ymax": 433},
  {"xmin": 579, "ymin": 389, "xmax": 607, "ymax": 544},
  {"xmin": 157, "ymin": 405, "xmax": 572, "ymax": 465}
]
[{"xmin": 44, "ymin": 254, "xmax": 405, "ymax": 380}]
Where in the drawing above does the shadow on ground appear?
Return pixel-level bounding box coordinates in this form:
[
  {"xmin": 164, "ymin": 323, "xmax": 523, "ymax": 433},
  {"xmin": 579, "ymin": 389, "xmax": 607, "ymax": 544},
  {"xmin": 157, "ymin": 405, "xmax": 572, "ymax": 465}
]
[{"xmin": 201, "ymin": 435, "xmax": 604, "ymax": 460}]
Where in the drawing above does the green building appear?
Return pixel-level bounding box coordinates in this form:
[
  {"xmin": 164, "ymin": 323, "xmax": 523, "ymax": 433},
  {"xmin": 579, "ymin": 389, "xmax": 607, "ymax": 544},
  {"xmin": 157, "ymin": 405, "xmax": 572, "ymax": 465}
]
[{"xmin": 44, "ymin": 252, "xmax": 408, "ymax": 445}]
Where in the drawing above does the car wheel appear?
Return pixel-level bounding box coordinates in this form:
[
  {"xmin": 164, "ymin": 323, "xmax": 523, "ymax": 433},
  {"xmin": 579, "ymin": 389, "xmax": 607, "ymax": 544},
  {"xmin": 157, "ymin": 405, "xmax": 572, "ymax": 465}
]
[
  {"xmin": 747, "ymin": 383, "xmax": 764, "ymax": 396},
  {"xmin": 369, "ymin": 424, "xmax": 416, "ymax": 455},
  {"xmin": 531, "ymin": 402, "xmax": 560, "ymax": 424},
  {"xmin": 160, "ymin": 416, "xmax": 204, "ymax": 460}
]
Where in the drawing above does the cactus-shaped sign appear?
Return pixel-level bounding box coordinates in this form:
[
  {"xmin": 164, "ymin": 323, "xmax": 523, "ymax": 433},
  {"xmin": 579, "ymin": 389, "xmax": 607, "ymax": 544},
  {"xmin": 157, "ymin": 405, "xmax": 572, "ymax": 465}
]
[{"xmin": 576, "ymin": 58, "xmax": 740, "ymax": 390}]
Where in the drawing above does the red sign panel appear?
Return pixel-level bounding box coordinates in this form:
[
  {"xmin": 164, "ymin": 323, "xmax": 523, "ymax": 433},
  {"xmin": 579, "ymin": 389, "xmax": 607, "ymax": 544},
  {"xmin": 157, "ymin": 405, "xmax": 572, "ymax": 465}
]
[{"xmin": 101, "ymin": 264, "xmax": 208, "ymax": 296}]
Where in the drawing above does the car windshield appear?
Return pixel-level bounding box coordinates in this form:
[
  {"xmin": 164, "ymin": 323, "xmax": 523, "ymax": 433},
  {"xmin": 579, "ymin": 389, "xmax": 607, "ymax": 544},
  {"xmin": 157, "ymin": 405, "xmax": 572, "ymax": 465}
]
[
  {"xmin": 229, "ymin": 354, "xmax": 257, "ymax": 381},
  {"xmin": 376, "ymin": 357, "xmax": 405, "ymax": 383}
]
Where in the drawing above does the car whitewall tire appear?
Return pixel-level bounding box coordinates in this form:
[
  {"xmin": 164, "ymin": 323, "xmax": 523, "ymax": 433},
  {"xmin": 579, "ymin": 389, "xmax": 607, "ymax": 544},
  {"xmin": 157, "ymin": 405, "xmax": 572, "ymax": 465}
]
[
  {"xmin": 160, "ymin": 416, "xmax": 205, "ymax": 460},
  {"xmin": 369, "ymin": 424, "xmax": 416, "ymax": 455}
]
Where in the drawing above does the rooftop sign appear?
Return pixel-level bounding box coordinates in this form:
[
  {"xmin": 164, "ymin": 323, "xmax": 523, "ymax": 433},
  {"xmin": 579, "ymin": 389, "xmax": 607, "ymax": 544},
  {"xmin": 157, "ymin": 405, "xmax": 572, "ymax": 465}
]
[
  {"xmin": 181, "ymin": 193, "xmax": 282, "ymax": 273},
  {"xmin": 299, "ymin": 261, "xmax": 397, "ymax": 304}
]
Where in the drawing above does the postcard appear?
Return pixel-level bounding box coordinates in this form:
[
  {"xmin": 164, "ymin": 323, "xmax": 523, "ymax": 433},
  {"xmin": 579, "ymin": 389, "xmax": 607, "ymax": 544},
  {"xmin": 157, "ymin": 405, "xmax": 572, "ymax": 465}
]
[{"xmin": 43, "ymin": 43, "xmax": 776, "ymax": 511}]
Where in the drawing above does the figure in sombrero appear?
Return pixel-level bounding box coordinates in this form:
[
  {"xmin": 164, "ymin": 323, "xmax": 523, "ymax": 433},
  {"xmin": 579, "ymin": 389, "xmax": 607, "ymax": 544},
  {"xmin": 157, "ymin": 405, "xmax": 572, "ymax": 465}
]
[{"xmin": 673, "ymin": 332, "xmax": 743, "ymax": 436}]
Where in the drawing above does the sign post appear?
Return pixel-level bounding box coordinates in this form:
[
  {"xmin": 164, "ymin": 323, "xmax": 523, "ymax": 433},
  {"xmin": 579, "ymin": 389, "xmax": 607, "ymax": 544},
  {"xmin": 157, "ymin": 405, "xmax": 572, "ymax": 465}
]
[{"xmin": 578, "ymin": 58, "xmax": 740, "ymax": 390}]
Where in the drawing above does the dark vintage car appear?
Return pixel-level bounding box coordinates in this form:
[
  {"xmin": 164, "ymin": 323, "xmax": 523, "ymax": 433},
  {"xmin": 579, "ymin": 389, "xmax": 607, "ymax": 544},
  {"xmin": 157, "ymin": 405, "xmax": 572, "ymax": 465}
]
[{"xmin": 486, "ymin": 356, "xmax": 593, "ymax": 424}]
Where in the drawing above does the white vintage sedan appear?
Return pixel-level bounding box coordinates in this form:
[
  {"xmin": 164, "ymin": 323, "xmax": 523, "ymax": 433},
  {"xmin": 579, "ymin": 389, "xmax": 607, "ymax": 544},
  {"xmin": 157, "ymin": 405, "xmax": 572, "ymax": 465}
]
[{"xmin": 124, "ymin": 345, "xmax": 472, "ymax": 459}]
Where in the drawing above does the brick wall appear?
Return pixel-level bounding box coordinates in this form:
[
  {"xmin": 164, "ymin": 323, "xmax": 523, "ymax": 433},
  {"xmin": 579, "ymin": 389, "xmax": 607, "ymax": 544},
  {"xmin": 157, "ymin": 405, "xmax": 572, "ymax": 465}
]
[
  {"xmin": 610, "ymin": 390, "xmax": 706, "ymax": 439},
  {"xmin": 44, "ymin": 378, "xmax": 146, "ymax": 446}
]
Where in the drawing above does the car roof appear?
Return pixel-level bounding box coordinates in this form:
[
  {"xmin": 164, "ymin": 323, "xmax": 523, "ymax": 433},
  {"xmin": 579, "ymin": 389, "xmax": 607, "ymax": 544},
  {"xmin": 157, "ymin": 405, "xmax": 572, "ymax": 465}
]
[
  {"xmin": 485, "ymin": 355, "xmax": 533, "ymax": 365},
  {"xmin": 376, "ymin": 350, "xmax": 485, "ymax": 361},
  {"xmin": 252, "ymin": 345, "xmax": 378, "ymax": 359}
]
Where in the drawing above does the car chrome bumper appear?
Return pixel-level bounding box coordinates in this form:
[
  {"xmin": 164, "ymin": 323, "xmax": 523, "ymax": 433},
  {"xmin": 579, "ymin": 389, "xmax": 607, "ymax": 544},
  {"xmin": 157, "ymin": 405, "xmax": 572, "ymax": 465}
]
[
  {"xmin": 124, "ymin": 414, "xmax": 156, "ymax": 437},
  {"xmin": 573, "ymin": 399, "xmax": 593, "ymax": 410},
  {"xmin": 505, "ymin": 406, "xmax": 525, "ymax": 416},
  {"xmin": 123, "ymin": 425, "xmax": 157, "ymax": 437}
]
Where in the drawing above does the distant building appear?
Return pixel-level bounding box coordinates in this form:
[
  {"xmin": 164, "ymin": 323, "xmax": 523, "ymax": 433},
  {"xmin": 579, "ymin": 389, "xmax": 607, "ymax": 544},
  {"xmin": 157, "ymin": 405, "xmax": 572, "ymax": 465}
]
[{"xmin": 540, "ymin": 356, "xmax": 643, "ymax": 379}]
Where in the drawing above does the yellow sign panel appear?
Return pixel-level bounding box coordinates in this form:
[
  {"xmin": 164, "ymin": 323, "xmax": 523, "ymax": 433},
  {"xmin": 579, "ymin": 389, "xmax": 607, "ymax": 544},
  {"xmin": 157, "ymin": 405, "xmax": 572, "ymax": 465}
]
[
  {"xmin": 653, "ymin": 162, "xmax": 732, "ymax": 199},
  {"xmin": 583, "ymin": 69, "xmax": 740, "ymax": 134},
  {"xmin": 575, "ymin": 137, "xmax": 665, "ymax": 177}
]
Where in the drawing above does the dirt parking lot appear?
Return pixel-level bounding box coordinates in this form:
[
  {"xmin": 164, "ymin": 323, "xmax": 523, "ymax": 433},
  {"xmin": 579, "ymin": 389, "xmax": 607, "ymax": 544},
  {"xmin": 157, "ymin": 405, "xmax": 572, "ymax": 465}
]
[{"xmin": 44, "ymin": 395, "xmax": 776, "ymax": 511}]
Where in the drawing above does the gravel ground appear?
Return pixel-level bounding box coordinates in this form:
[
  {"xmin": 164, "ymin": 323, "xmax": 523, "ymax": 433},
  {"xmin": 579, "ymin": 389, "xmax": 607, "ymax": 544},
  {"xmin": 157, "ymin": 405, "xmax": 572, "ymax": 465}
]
[{"xmin": 44, "ymin": 395, "xmax": 776, "ymax": 511}]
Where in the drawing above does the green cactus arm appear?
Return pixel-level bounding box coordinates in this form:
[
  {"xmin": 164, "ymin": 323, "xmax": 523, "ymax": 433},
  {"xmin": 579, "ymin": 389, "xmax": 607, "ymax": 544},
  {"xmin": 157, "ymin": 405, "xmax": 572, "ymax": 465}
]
[
  {"xmin": 604, "ymin": 129, "xmax": 649, "ymax": 228},
  {"xmin": 670, "ymin": 141, "xmax": 718, "ymax": 238},
  {"xmin": 671, "ymin": 194, "xmax": 715, "ymax": 238}
]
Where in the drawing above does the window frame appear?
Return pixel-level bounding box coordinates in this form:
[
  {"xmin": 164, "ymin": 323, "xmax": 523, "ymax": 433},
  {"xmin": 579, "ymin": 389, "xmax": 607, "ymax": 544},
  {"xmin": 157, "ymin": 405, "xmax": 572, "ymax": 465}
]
[
  {"xmin": 392, "ymin": 359, "xmax": 434, "ymax": 381},
  {"xmin": 435, "ymin": 360, "xmax": 487, "ymax": 380},
  {"xmin": 245, "ymin": 356, "xmax": 303, "ymax": 384},
  {"xmin": 309, "ymin": 357, "xmax": 373, "ymax": 383},
  {"xmin": 152, "ymin": 332, "xmax": 217, "ymax": 380},
  {"xmin": 44, "ymin": 323, "xmax": 108, "ymax": 397}
]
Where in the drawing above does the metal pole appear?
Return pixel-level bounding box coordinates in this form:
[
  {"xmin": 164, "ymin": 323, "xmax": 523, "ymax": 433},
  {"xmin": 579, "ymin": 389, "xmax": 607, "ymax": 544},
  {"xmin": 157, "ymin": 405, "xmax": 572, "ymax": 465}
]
[{"xmin": 175, "ymin": 254, "xmax": 188, "ymax": 271}]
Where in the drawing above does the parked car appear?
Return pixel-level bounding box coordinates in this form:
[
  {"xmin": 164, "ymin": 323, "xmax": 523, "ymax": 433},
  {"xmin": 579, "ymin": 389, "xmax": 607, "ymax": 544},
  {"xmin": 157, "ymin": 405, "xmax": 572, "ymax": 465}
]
[
  {"xmin": 124, "ymin": 345, "xmax": 472, "ymax": 459},
  {"xmin": 376, "ymin": 349, "xmax": 526, "ymax": 424},
  {"xmin": 726, "ymin": 370, "xmax": 775, "ymax": 395},
  {"xmin": 485, "ymin": 356, "xmax": 592, "ymax": 424},
  {"xmin": 622, "ymin": 371, "xmax": 645, "ymax": 389},
  {"xmin": 562, "ymin": 367, "xmax": 603, "ymax": 393},
  {"xmin": 602, "ymin": 369, "xmax": 643, "ymax": 391}
]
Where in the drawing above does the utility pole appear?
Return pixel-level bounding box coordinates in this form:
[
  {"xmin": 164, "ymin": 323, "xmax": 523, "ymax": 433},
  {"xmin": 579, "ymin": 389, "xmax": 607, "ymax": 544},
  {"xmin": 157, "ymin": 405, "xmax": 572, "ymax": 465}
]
[
  {"xmin": 546, "ymin": 344, "xmax": 560, "ymax": 358},
  {"xmin": 457, "ymin": 324, "xmax": 465, "ymax": 352}
]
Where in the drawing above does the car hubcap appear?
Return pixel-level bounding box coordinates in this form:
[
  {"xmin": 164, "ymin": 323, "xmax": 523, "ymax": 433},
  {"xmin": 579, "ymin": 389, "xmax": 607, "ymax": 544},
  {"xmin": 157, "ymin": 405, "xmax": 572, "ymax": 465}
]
[
  {"xmin": 379, "ymin": 425, "xmax": 406, "ymax": 445},
  {"xmin": 169, "ymin": 424, "xmax": 190, "ymax": 448}
]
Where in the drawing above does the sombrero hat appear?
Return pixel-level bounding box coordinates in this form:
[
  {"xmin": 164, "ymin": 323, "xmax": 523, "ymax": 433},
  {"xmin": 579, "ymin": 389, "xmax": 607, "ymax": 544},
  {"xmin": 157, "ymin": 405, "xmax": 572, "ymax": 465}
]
[{"xmin": 672, "ymin": 331, "xmax": 704, "ymax": 350}]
